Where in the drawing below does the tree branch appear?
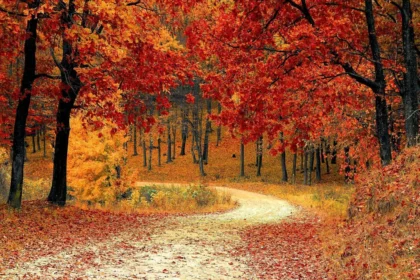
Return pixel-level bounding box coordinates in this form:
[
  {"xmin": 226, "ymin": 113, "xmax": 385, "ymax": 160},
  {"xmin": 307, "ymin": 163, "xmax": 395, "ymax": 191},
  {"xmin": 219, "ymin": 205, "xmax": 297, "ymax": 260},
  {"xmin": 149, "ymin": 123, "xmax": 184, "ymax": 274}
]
[
  {"xmin": 0, "ymin": 6, "xmax": 26, "ymax": 16},
  {"xmin": 341, "ymin": 62, "xmax": 379, "ymax": 91},
  {"xmin": 35, "ymin": 73, "xmax": 61, "ymax": 80},
  {"xmin": 285, "ymin": 0, "xmax": 315, "ymax": 26},
  {"xmin": 263, "ymin": 8, "xmax": 280, "ymax": 30}
]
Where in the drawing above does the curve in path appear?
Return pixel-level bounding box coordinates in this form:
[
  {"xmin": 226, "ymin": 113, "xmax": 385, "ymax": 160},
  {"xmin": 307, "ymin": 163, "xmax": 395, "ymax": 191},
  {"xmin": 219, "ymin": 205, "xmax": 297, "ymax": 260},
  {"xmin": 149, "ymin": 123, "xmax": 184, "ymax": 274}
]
[{"xmin": 3, "ymin": 184, "xmax": 297, "ymax": 280}]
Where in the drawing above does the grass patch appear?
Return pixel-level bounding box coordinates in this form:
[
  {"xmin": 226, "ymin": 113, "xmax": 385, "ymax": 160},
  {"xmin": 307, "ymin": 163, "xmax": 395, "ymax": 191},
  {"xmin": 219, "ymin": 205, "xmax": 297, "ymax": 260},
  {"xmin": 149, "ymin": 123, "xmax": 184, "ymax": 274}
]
[{"xmin": 74, "ymin": 184, "xmax": 236, "ymax": 214}]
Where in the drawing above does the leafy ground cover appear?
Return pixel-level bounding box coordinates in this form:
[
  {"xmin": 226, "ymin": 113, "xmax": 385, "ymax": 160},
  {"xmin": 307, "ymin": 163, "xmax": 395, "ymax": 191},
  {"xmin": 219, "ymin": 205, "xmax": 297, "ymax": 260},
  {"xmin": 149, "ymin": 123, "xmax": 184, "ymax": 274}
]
[
  {"xmin": 0, "ymin": 201, "xmax": 167, "ymax": 273},
  {"xmin": 238, "ymin": 213, "xmax": 333, "ymax": 279},
  {"xmin": 324, "ymin": 147, "xmax": 420, "ymax": 279}
]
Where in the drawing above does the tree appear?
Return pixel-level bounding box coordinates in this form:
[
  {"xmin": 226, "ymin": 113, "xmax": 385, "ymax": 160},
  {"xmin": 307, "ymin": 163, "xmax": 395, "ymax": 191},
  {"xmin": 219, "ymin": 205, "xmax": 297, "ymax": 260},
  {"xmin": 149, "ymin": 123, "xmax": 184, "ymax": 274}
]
[{"xmin": 7, "ymin": 1, "xmax": 39, "ymax": 208}]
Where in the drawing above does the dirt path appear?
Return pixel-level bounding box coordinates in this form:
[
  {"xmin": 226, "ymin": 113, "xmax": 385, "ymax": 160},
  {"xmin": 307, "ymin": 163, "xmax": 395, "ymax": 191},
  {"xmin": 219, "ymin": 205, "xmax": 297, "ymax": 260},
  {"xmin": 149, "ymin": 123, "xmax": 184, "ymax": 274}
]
[{"xmin": 3, "ymin": 185, "xmax": 296, "ymax": 279}]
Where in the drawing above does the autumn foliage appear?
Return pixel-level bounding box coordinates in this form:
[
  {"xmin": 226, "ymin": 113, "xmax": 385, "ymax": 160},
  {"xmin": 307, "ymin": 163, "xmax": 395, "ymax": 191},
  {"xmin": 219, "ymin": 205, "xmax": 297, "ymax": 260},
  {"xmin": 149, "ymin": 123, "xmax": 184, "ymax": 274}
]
[
  {"xmin": 0, "ymin": 0, "xmax": 419, "ymax": 278},
  {"xmin": 67, "ymin": 117, "xmax": 131, "ymax": 206},
  {"xmin": 327, "ymin": 147, "xmax": 420, "ymax": 279}
]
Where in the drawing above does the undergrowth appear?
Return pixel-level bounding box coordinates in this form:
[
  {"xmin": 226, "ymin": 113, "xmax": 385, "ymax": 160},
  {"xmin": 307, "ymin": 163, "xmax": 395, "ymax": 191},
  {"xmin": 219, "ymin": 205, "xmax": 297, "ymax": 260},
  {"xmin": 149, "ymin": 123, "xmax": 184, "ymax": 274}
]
[
  {"xmin": 324, "ymin": 147, "xmax": 420, "ymax": 279},
  {"xmin": 74, "ymin": 184, "xmax": 235, "ymax": 214}
]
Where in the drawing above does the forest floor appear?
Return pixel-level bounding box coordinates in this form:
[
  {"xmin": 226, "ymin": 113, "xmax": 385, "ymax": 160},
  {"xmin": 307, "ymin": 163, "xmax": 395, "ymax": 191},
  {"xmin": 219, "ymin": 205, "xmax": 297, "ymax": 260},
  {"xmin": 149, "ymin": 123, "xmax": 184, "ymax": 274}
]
[{"xmin": 1, "ymin": 186, "xmax": 332, "ymax": 279}]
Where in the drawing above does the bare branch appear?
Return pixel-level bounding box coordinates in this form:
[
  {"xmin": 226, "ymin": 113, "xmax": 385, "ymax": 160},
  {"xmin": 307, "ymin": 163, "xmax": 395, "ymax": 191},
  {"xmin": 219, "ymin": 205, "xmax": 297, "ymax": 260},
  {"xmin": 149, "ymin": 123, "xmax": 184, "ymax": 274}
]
[{"xmin": 49, "ymin": 47, "xmax": 62, "ymax": 70}]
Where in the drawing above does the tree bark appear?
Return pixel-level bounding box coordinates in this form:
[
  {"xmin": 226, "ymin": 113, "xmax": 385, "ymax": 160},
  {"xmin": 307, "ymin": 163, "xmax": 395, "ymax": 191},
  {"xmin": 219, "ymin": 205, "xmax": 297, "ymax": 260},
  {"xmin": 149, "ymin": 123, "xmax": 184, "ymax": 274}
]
[
  {"xmin": 338, "ymin": 0, "xmax": 392, "ymax": 165},
  {"xmin": 202, "ymin": 99, "xmax": 211, "ymax": 164},
  {"xmin": 166, "ymin": 120, "xmax": 172, "ymax": 163},
  {"xmin": 180, "ymin": 107, "xmax": 188, "ymax": 155},
  {"xmin": 157, "ymin": 137, "xmax": 161, "ymax": 166},
  {"xmin": 191, "ymin": 132, "xmax": 198, "ymax": 163},
  {"xmin": 48, "ymin": 0, "xmax": 82, "ymax": 206},
  {"xmin": 133, "ymin": 125, "xmax": 138, "ymax": 156},
  {"xmin": 300, "ymin": 151, "xmax": 304, "ymax": 172},
  {"xmin": 325, "ymin": 140, "xmax": 331, "ymax": 174},
  {"xmin": 8, "ymin": 16, "xmax": 38, "ymax": 209},
  {"xmin": 36, "ymin": 128, "xmax": 41, "ymax": 151},
  {"xmin": 32, "ymin": 134, "xmax": 36, "ymax": 153},
  {"xmin": 216, "ymin": 103, "xmax": 222, "ymax": 146},
  {"xmin": 280, "ymin": 133, "xmax": 287, "ymax": 182},
  {"xmin": 400, "ymin": 0, "xmax": 419, "ymax": 147},
  {"xmin": 344, "ymin": 146, "xmax": 351, "ymax": 183},
  {"xmin": 331, "ymin": 140, "xmax": 337, "ymax": 164},
  {"xmin": 43, "ymin": 125, "xmax": 46, "ymax": 158},
  {"xmin": 364, "ymin": 0, "xmax": 392, "ymax": 165},
  {"xmin": 142, "ymin": 135, "xmax": 147, "ymax": 167},
  {"xmin": 256, "ymin": 136, "xmax": 263, "ymax": 177},
  {"xmin": 148, "ymin": 134, "xmax": 153, "ymax": 171},
  {"xmin": 48, "ymin": 93, "xmax": 77, "ymax": 206},
  {"xmin": 315, "ymin": 145, "xmax": 321, "ymax": 182},
  {"xmin": 172, "ymin": 122, "xmax": 176, "ymax": 160},
  {"xmin": 308, "ymin": 145, "xmax": 314, "ymax": 186}
]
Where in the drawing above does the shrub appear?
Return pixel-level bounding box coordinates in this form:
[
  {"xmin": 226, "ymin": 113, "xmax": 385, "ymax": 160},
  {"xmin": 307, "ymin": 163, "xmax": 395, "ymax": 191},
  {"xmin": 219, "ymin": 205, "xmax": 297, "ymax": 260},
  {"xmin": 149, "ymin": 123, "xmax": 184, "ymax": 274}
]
[
  {"xmin": 187, "ymin": 185, "xmax": 217, "ymax": 206},
  {"xmin": 128, "ymin": 184, "xmax": 232, "ymax": 212},
  {"xmin": 140, "ymin": 186, "xmax": 158, "ymax": 203}
]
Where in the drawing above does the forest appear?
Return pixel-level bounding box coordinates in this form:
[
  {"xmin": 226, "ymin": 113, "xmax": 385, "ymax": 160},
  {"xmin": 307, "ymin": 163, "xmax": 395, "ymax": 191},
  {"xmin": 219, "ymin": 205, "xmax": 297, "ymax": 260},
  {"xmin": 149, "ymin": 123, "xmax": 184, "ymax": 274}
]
[{"xmin": 0, "ymin": 0, "xmax": 419, "ymax": 279}]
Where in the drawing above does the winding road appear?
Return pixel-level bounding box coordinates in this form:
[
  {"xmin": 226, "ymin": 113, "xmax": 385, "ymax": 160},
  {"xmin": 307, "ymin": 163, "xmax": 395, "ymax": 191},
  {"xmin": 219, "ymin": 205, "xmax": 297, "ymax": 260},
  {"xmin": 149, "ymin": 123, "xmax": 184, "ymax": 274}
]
[{"xmin": 3, "ymin": 186, "xmax": 297, "ymax": 279}]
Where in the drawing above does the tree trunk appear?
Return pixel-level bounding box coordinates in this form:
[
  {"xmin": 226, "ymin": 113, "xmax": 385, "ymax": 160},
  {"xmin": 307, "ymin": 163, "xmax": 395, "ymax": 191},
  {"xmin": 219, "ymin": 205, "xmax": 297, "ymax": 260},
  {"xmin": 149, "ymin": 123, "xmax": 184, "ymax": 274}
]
[
  {"xmin": 142, "ymin": 135, "xmax": 147, "ymax": 167},
  {"xmin": 325, "ymin": 141, "xmax": 330, "ymax": 174},
  {"xmin": 292, "ymin": 153, "xmax": 297, "ymax": 184},
  {"xmin": 48, "ymin": 0, "xmax": 82, "ymax": 206},
  {"xmin": 256, "ymin": 136, "xmax": 263, "ymax": 177},
  {"xmin": 300, "ymin": 152, "xmax": 304, "ymax": 172},
  {"xmin": 202, "ymin": 99, "xmax": 211, "ymax": 164},
  {"xmin": 401, "ymin": 0, "xmax": 419, "ymax": 147},
  {"xmin": 193, "ymin": 85, "xmax": 205, "ymax": 176},
  {"xmin": 280, "ymin": 133, "xmax": 287, "ymax": 182},
  {"xmin": 166, "ymin": 120, "xmax": 172, "ymax": 163},
  {"xmin": 48, "ymin": 97, "xmax": 76, "ymax": 206},
  {"xmin": 216, "ymin": 103, "xmax": 222, "ymax": 146},
  {"xmin": 180, "ymin": 108, "xmax": 188, "ymax": 156},
  {"xmin": 115, "ymin": 165, "xmax": 121, "ymax": 179},
  {"xmin": 281, "ymin": 150, "xmax": 287, "ymax": 182},
  {"xmin": 158, "ymin": 137, "xmax": 161, "ymax": 166},
  {"xmin": 191, "ymin": 132, "xmax": 198, "ymax": 163},
  {"xmin": 315, "ymin": 145, "xmax": 321, "ymax": 182},
  {"xmin": 36, "ymin": 128, "xmax": 41, "ymax": 151},
  {"xmin": 32, "ymin": 134, "xmax": 36, "ymax": 153},
  {"xmin": 172, "ymin": 123, "xmax": 176, "ymax": 160},
  {"xmin": 365, "ymin": 0, "xmax": 392, "ymax": 165},
  {"xmin": 43, "ymin": 125, "xmax": 46, "ymax": 158},
  {"xmin": 133, "ymin": 125, "xmax": 138, "ymax": 156},
  {"xmin": 8, "ymin": 16, "xmax": 38, "ymax": 209},
  {"xmin": 148, "ymin": 134, "xmax": 153, "ymax": 171},
  {"xmin": 344, "ymin": 146, "xmax": 351, "ymax": 183},
  {"xmin": 240, "ymin": 140, "xmax": 245, "ymax": 177},
  {"xmin": 309, "ymin": 145, "xmax": 314, "ymax": 186},
  {"xmin": 255, "ymin": 141, "xmax": 259, "ymax": 166},
  {"xmin": 331, "ymin": 140, "xmax": 337, "ymax": 164}
]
